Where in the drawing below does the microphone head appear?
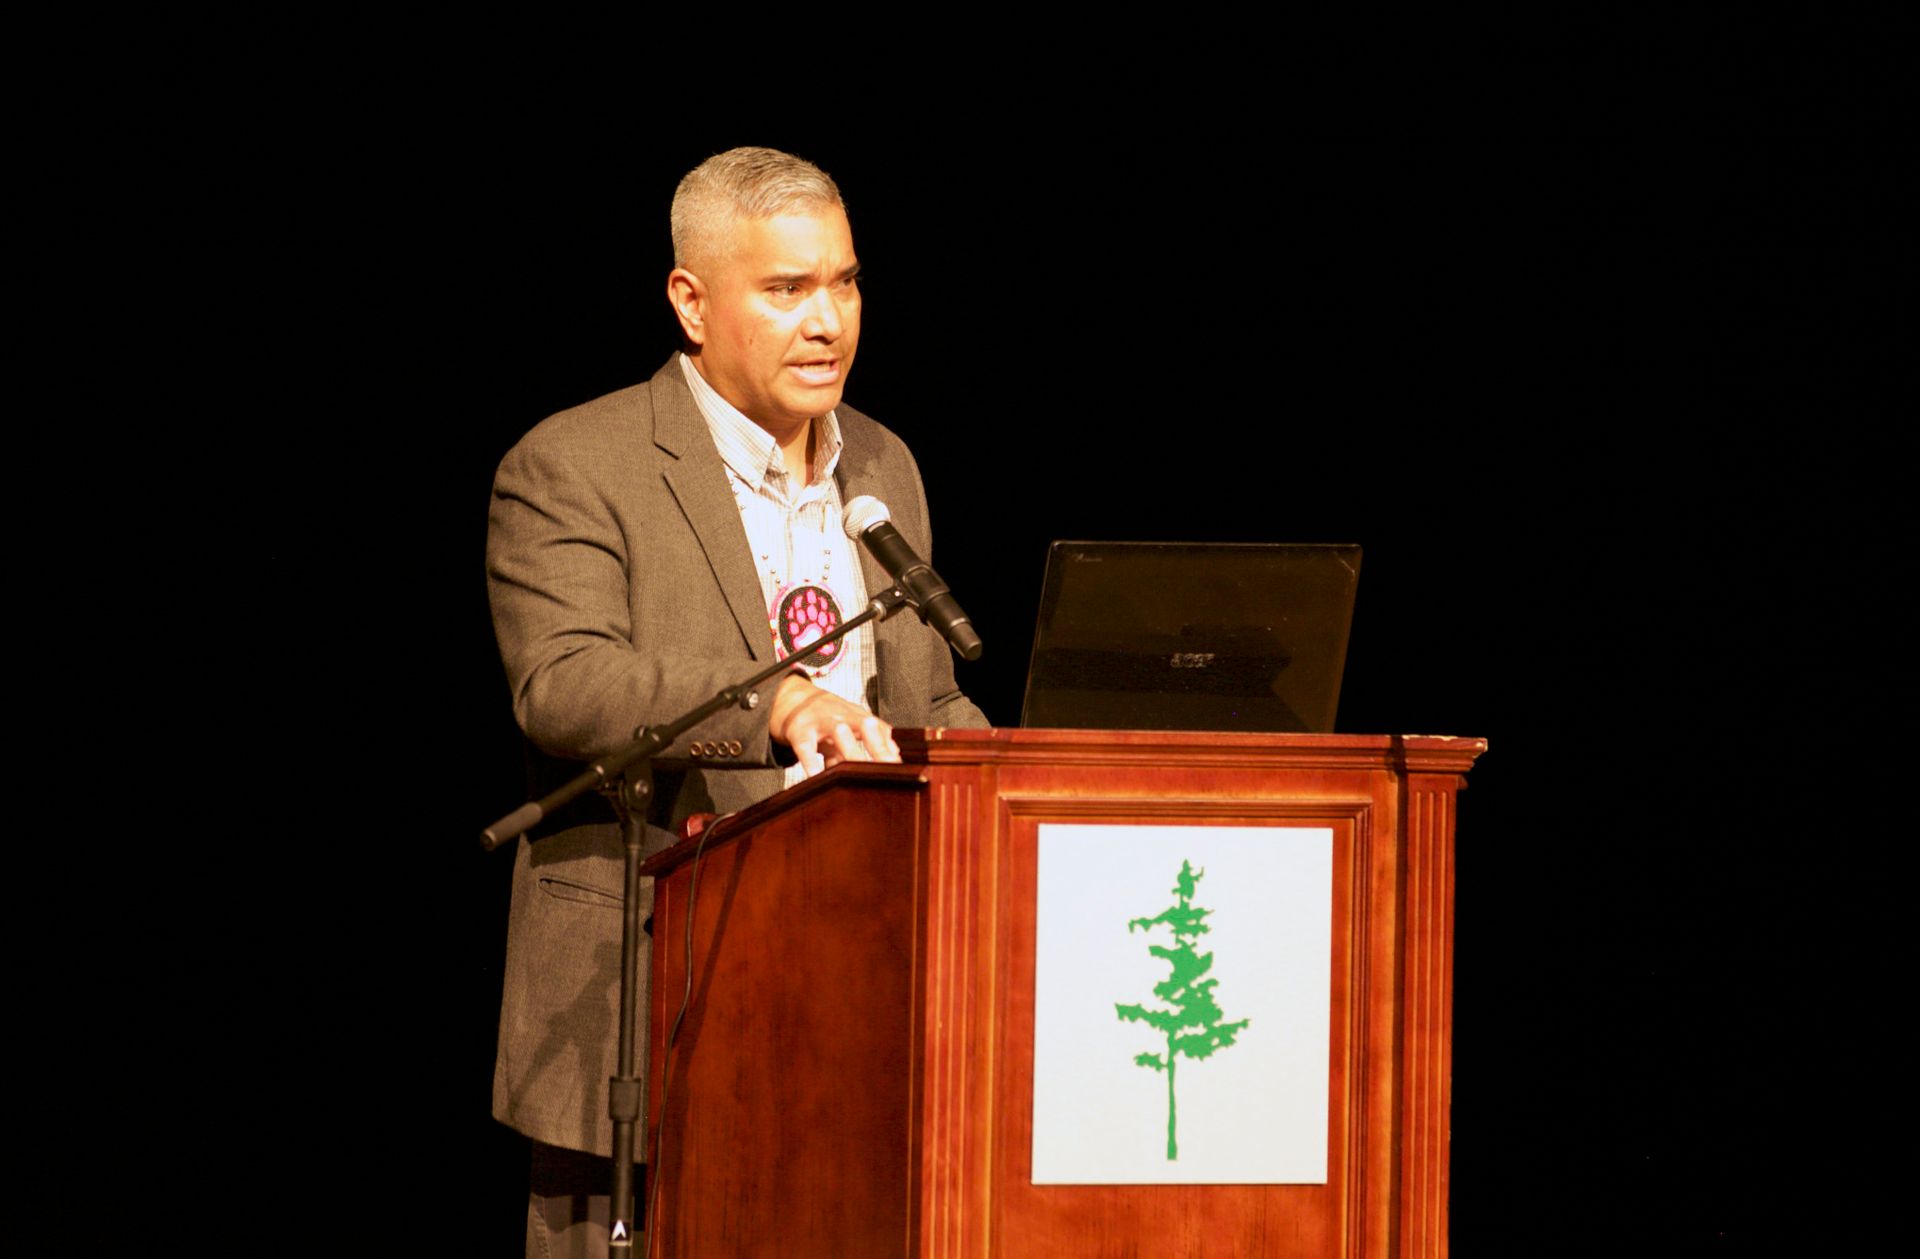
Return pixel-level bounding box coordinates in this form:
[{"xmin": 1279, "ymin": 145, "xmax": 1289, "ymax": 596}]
[{"xmin": 843, "ymin": 495, "xmax": 893, "ymax": 538}]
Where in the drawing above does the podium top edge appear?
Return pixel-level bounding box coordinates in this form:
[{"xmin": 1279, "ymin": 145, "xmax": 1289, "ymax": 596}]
[
  {"xmin": 901, "ymin": 727, "xmax": 1487, "ymax": 755},
  {"xmin": 898, "ymin": 728, "xmax": 1486, "ymax": 774},
  {"xmin": 639, "ymin": 731, "xmax": 1486, "ymax": 877}
]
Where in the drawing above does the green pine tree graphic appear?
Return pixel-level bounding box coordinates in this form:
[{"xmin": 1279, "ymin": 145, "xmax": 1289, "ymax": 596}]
[{"xmin": 1114, "ymin": 859, "xmax": 1250, "ymax": 1160}]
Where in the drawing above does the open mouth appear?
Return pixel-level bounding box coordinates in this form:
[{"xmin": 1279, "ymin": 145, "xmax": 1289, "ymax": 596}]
[{"xmin": 788, "ymin": 360, "xmax": 842, "ymax": 385}]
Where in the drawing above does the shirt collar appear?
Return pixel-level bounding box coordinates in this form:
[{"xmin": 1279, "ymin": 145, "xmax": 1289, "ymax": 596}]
[{"xmin": 679, "ymin": 352, "xmax": 844, "ymax": 488}]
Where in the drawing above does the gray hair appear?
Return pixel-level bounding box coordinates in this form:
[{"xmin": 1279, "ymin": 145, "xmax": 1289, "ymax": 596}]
[{"xmin": 670, "ymin": 146, "xmax": 845, "ymax": 271}]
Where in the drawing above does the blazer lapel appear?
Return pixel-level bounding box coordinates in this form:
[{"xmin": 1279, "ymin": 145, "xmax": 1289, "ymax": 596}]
[
  {"xmin": 835, "ymin": 414, "xmax": 915, "ymax": 722},
  {"xmin": 835, "ymin": 432, "xmax": 895, "ymax": 618},
  {"xmin": 650, "ymin": 362, "xmax": 772, "ymax": 661}
]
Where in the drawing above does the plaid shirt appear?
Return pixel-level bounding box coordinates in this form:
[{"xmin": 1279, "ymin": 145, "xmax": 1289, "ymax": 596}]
[{"xmin": 680, "ymin": 353, "xmax": 876, "ymax": 786}]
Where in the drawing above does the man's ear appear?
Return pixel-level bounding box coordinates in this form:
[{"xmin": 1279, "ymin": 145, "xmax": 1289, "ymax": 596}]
[{"xmin": 666, "ymin": 268, "xmax": 707, "ymax": 345}]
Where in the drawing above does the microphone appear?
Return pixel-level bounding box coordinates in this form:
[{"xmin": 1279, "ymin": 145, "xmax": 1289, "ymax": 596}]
[{"xmin": 844, "ymin": 495, "xmax": 984, "ymax": 662}]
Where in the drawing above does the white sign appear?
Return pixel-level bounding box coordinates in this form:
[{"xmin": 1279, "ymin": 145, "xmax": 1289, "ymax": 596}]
[{"xmin": 1032, "ymin": 824, "xmax": 1332, "ymax": 1184}]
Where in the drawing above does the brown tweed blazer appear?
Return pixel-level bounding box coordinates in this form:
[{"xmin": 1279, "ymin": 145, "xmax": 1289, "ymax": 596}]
[{"xmin": 486, "ymin": 357, "xmax": 986, "ymax": 1156}]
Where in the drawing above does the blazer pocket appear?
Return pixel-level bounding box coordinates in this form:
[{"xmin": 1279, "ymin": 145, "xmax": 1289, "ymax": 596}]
[{"xmin": 536, "ymin": 875, "xmax": 624, "ymax": 909}]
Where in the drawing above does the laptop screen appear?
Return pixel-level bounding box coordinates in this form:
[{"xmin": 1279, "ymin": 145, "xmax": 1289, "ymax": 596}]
[{"xmin": 1018, "ymin": 542, "xmax": 1362, "ymax": 733}]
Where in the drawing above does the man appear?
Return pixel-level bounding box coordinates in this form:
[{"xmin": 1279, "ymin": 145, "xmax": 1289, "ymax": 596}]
[{"xmin": 487, "ymin": 146, "xmax": 986, "ymax": 1255}]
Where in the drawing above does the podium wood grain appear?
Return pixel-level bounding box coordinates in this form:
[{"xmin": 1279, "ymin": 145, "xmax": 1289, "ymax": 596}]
[{"xmin": 643, "ymin": 730, "xmax": 1484, "ymax": 1259}]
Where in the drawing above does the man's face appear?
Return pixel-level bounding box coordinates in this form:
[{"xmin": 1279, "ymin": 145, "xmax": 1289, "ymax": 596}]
[{"xmin": 678, "ymin": 205, "xmax": 862, "ymax": 436}]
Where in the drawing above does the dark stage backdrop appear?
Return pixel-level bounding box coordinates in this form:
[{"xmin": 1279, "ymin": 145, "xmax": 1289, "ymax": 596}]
[{"xmin": 233, "ymin": 124, "xmax": 1901, "ymax": 1255}]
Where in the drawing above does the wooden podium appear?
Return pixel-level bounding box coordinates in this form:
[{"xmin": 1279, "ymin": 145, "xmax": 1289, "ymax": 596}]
[{"xmin": 641, "ymin": 729, "xmax": 1485, "ymax": 1258}]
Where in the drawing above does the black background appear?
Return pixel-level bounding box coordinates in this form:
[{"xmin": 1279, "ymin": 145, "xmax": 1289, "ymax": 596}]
[{"xmin": 141, "ymin": 45, "xmax": 1909, "ymax": 1256}]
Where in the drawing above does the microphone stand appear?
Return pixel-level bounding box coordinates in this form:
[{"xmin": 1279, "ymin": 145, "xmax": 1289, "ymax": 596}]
[{"xmin": 479, "ymin": 584, "xmax": 912, "ymax": 1252}]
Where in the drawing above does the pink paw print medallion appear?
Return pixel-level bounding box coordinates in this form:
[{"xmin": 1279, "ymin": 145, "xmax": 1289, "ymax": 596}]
[{"xmin": 772, "ymin": 583, "xmax": 844, "ymax": 673}]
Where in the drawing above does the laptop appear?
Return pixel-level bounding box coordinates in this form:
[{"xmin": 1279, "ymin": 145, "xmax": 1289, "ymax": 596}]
[{"xmin": 1018, "ymin": 542, "xmax": 1362, "ymax": 733}]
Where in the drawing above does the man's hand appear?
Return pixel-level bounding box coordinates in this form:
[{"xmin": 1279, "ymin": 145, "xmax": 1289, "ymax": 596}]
[{"xmin": 768, "ymin": 674, "xmax": 901, "ymax": 777}]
